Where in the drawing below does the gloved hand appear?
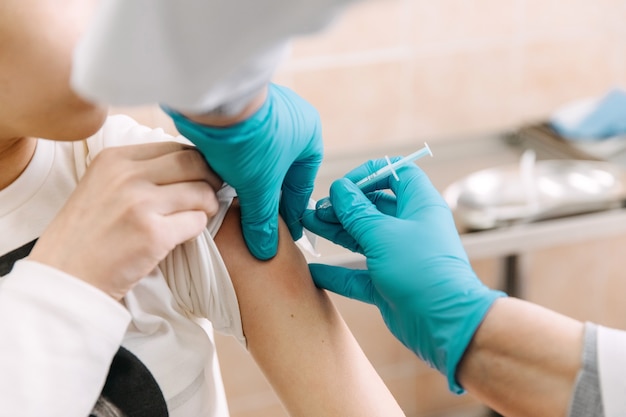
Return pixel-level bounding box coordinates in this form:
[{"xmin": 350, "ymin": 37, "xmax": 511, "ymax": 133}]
[
  {"xmin": 302, "ymin": 160, "xmax": 506, "ymax": 393},
  {"xmin": 164, "ymin": 83, "xmax": 323, "ymax": 260}
]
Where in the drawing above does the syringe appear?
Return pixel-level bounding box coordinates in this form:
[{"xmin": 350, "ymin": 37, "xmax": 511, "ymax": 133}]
[{"xmin": 317, "ymin": 142, "xmax": 433, "ymax": 210}]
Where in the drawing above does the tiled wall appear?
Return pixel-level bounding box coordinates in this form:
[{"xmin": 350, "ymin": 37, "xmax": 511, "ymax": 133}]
[
  {"xmin": 274, "ymin": 0, "xmax": 626, "ymax": 158},
  {"xmin": 112, "ymin": 1, "xmax": 626, "ymax": 416}
]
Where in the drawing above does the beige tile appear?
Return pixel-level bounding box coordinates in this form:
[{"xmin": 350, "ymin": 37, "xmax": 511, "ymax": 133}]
[
  {"xmin": 618, "ymin": 31, "xmax": 626, "ymax": 87},
  {"xmin": 598, "ymin": 248, "xmax": 626, "ymax": 329},
  {"xmin": 290, "ymin": 0, "xmax": 409, "ymax": 59},
  {"xmin": 410, "ymin": 47, "xmax": 519, "ymax": 140},
  {"xmin": 525, "ymin": 234, "xmax": 626, "ymax": 327},
  {"xmin": 471, "ymin": 257, "xmax": 503, "ymax": 290},
  {"xmin": 291, "ymin": 60, "xmax": 417, "ymax": 157},
  {"xmin": 413, "ymin": 367, "xmax": 482, "ymax": 415},
  {"xmin": 227, "ymin": 399, "xmax": 288, "ymax": 417},
  {"xmin": 515, "ymin": 36, "xmax": 621, "ymax": 122},
  {"xmin": 215, "ymin": 334, "xmax": 290, "ymax": 415},
  {"xmin": 215, "ymin": 334, "xmax": 274, "ymax": 399},
  {"xmin": 271, "ymin": 70, "xmax": 296, "ymax": 90},
  {"xmin": 384, "ymin": 374, "xmax": 420, "ymax": 416},
  {"xmin": 522, "ymin": 0, "xmax": 620, "ymax": 35},
  {"xmin": 409, "ymin": 0, "xmax": 520, "ymax": 45}
]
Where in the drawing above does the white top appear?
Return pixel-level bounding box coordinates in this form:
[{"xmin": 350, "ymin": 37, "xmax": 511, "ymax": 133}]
[
  {"xmin": 0, "ymin": 115, "xmax": 244, "ymax": 417},
  {"xmin": 71, "ymin": 0, "xmax": 357, "ymax": 113}
]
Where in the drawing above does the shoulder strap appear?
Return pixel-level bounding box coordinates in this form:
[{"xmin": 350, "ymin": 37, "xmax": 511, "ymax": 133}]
[
  {"xmin": 0, "ymin": 239, "xmax": 37, "ymax": 277},
  {"xmin": 99, "ymin": 347, "xmax": 169, "ymax": 417}
]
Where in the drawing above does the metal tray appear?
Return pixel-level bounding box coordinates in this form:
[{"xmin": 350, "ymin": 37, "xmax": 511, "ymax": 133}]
[{"xmin": 444, "ymin": 157, "xmax": 626, "ymax": 230}]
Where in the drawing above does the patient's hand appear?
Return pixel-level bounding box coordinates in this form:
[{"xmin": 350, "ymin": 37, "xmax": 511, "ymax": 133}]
[{"xmin": 30, "ymin": 142, "xmax": 222, "ymax": 300}]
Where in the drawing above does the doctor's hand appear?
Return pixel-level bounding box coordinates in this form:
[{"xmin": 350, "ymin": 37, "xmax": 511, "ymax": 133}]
[
  {"xmin": 302, "ymin": 160, "xmax": 506, "ymax": 393},
  {"xmin": 165, "ymin": 83, "xmax": 323, "ymax": 260}
]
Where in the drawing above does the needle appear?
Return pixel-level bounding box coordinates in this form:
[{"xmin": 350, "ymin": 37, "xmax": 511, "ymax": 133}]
[{"xmin": 317, "ymin": 142, "xmax": 433, "ymax": 210}]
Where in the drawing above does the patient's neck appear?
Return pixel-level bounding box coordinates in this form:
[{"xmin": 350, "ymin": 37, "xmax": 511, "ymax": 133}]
[{"xmin": 0, "ymin": 136, "xmax": 37, "ymax": 190}]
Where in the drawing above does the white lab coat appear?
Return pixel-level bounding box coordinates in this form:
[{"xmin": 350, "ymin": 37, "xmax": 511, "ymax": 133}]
[{"xmin": 72, "ymin": 0, "xmax": 357, "ymax": 113}]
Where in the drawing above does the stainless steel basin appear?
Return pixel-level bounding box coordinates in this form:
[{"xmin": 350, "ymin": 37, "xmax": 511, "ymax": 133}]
[{"xmin": 444, "ymin": 155, "xmax": 626, "ymax": 230}]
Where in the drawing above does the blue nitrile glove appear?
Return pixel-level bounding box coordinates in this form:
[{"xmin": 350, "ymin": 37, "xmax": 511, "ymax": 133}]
[
  {"xmin": 302, "ymin": 160, "xmax": 506, "ymax": 393},
  {"xmin": 164, "ymin": 84, "xmax": 323, "ymax": 260},
  {"xmin": 550, "ymin": 88, "xmax": 626, "ymax": 140}
]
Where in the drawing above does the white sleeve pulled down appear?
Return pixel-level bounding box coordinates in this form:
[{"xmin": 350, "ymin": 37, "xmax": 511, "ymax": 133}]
[{"xmin": 159, "ymin": 187, "xmax": 246, "ymax": 347}]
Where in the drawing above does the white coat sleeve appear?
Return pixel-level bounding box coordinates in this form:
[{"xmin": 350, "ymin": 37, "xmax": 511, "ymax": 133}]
[
  {"xmin": 597, "ymin": 325, "xmax": 626, "ymax": 416},
  {"xmin": 0, "ymin": 260, "xmax": 130, "ymax": 417},
  {"xmin": 71, "ymin": 0, "xmax": 358, "ymax": 113}
]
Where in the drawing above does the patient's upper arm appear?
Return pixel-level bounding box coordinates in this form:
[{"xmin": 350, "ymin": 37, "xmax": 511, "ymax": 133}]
[{"xmin": 214, "ymin": 201, "xmax": 405, "ymax": 417}]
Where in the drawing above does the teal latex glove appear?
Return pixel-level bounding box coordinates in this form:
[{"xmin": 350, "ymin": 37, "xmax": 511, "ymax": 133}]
[
  {"xmin": 164, "ymin": 84, "xmax": 323, "ymax": 260},
  {"xmin": 302, "ymin": 160, "xmax": 506, "ymax": 393}
]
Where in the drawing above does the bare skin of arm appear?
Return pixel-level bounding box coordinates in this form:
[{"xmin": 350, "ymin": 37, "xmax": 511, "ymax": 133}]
[
  {"xmin": 457, "ymin": 298, "xmax": 585, "ymax": 417},
  {"xmin": 215, "ymin": 201, "xmax": 405, "ymax": 417}
]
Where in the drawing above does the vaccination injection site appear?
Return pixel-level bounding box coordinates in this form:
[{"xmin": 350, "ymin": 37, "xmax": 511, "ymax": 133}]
[{"xmin": 2, "ymin": 1, "xmax": 626, "ymax": 417}]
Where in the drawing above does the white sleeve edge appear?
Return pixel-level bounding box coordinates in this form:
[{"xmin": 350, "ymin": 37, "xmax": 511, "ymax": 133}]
[{"xmin": 597, "ymin": 325, "xmax": 626, "ymax": 416}]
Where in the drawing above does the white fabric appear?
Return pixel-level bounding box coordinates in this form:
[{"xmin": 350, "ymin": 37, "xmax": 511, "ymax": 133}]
[
  {"xmin": 0, "ymin": 115, "xmax": 244, "ymax": 417},
  {"xmin": 0, "ymin": 261, "xmax": 130, "ymax": 417},
  {"xmin": 597, "ymin": 325, "xmax": 626, "ymax": 416},
  {"xmin": 71, "ymin": 0, "xmax": 357, "ymax": 112}
]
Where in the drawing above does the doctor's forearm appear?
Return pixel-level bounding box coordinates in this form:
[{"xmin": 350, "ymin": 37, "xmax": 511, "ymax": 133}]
[{"xmin": 457, "ymin": 298, "xmax": 584, "ymax": 417}]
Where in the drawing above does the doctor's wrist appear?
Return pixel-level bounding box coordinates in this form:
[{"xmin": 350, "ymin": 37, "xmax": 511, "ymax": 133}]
[
  {"xmin": 180, "ymin": 86, "xmax": 268, "ymax": 127},
  {"xmin": 456, "ymin": 297, "xmax": 583, "ymax": 414}
]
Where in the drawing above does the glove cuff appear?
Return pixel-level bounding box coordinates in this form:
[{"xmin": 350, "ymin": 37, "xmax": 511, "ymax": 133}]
[{"xmin": 444, "ymin": 288, "xmax": 507, "ymax": 394}]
